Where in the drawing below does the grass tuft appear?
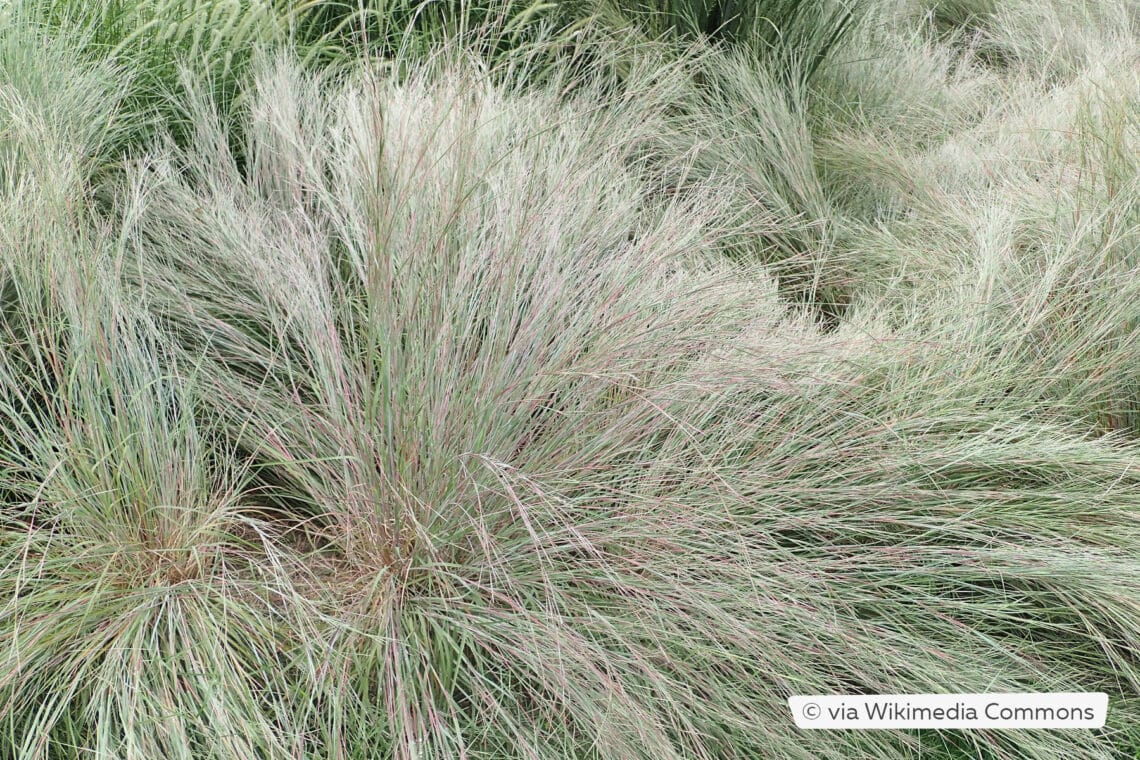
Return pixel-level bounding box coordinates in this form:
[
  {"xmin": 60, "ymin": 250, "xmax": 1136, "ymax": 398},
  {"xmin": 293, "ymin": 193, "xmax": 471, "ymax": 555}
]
[{"xmin": 0, "ymin": 2, "xmax": 1138, "ymax": 758}]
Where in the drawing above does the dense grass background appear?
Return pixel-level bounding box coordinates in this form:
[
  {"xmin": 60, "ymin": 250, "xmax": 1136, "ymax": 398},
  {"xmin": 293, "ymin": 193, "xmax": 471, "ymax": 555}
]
[{"xmin": 1, "ymin": 1, "xmax": 1138, "ymax": 758}]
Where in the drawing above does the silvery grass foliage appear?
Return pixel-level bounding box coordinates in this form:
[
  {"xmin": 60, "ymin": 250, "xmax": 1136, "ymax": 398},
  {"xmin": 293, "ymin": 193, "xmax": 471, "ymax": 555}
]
[
  {"xmin": 0, "ymin": 30, "xmax": 318, "ymax": 760},
  {"xmin": 102, "ymin": 42, "xmax": 1140, "ymax": 759},
  {"xmin": 0, "ymin": 5, "xmax": 1139, "ymax": 760},
  {"xmin": 12, "ymin": 0, "xmax": 865, "ymax": 168},
  {"xmin": 650, "ymin": 47, "xmax": 852, "ymax": 322},
  {"xmin": 614, "ymin": 0, "xmax": 860, "ymax": 86},
  {"xmin": 6, "ymin": 0, "xmax": 294, "ymax": 155},
  {"xmin": 0, "ymin": 257, "xmax": 313, "ymax": 760},
  {"xmin": 809, "ymin": 0, "xmax": 1140, "ymax": 436}
]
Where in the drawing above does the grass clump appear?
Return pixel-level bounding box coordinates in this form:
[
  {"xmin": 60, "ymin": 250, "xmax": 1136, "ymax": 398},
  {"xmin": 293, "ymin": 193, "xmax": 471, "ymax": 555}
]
[
  {"xmin": 0, "ymin": 284, "xmax": 308, "ymax": 759},
  {"xmin": 0, "ymin": 30, "xmax": 311, "ymax": 758},
  {"xmin": 107, "ymin": 48, "xmax": 1140, "ymax": 758},
  {"xmin": 0, "ymin": 1, "xmax": 1138, "ymax": 759}
]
